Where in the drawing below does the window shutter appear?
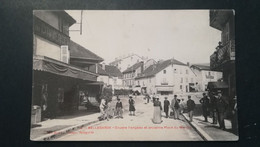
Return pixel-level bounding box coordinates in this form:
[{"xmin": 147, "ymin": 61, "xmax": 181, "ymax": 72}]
[{"xmin": 60, "ymin": 45, "xmax": 69, "ymax": 63}]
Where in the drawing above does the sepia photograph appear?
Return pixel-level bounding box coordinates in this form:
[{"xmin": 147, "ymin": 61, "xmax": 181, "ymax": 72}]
[{"xmin": 30, "ymin": 10, "xmax": 238, "ymax": 141}]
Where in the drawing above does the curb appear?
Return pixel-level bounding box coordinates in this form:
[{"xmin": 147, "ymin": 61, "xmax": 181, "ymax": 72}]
[
  {"xmin": 32, "ymin": 119, "xmax": 99, "ymax": 141},
  {"xmin": 182, "ymin": 113, "xmax": 213, "ymax": 141}
]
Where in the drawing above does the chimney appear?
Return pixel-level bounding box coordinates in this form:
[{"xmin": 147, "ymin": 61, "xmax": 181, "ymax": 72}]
[
  {"xmin": 95, "ymin": 63, "xmax": 98, "ymax": 73},
  {"xmin": 187, "ymin": 62, "xmax": 190, "ymax": 66}
]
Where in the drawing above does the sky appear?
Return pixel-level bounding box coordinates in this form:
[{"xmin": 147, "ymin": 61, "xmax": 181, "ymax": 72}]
[{"xmin": 66, "ymin": 10, "xmax": 221, "ymax": 64}]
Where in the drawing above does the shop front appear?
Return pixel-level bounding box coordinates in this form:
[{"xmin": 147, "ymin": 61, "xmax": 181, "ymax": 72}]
[{"xmin": 32, "ymin": 55, "xmax": 98, "ymax": 121}]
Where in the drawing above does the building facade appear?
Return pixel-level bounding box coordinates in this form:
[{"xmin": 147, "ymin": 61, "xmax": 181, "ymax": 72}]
[
  {"xmin": 209, "ymin": 10, "xmax": 236, "ymax": 99},
  {"xmin": 32, "ymin": 10, "xmax": 103, "ymax": 121},
  {"xmin": 89, "ymin": 63, "xmax": 124, "ymax": 90},
  {"xmin": 135, "ymin": 59, "xmax": 197, "ymax": 95},
  {"xmin": 122, "ymin": 61, "xmax": 144, "ymax": 88},
  {"xmin": 109, "ymin": 53, "xmax": 144, "ymax": 72},
  {"xmin": 190, "ymin": 64, "xmax": 223, "ymax": 91}
]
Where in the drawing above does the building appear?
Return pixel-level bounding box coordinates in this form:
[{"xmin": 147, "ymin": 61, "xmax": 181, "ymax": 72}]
[
  {"xmin": 89, "ymin": 63, "xmax": 124, "ymax": 90},
  {"xmin": 190, "ymin": 64, "xmax": 223, "ymax": 91},
  {"xmin": 109, "ymin": 53, "xmax": 144, "ymax": 72},
  {"xmin": 135, "ymin": 58, "xmax": 197, "ymax": 95},
  {"xmin": 32, "ymin": 10, "xmax": 103, "ymax": 120},
  {"xmin": 122, "ymin": 61, "xmax": 144, "ymax": 88},
  {"xmin": 209, "ymin": 10, "xmax": 235, "ymax": 99}
]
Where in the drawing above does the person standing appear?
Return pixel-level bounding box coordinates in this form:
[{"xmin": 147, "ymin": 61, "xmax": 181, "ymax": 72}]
[
  {"xmin": 99, "ymin": 99, "xmax": 109, "ymax": 121},
  {"xmin": 171, "ymin": 95, "xmax": 180, "ymax": 120},
  {"xmin": 164, "ymin": 97, "xmax": 170, "ymax": 118},
  {"xmin": 179, "ymin": 98, "xmax": 186, "ymax": 114},
  {"xmin": 187, "ymin": 95, "xmax": 196, "ymax": 122},
  {"xmin": 115, "ymin": 98, "xmax": 123, "ymax": 119},
  {"xmin": 200, "ymin": 93, "xmax": 210, "ymax": 122},
  {"xmin": 129, "ymin": 96, "xmax": 136, "ymax": 116},
  {"xmin": 152, "ymin": 98, "xmax": 162, "ymax": 124},
  {"xmin": 209, "ymin": 91, "xmax": 218, "ymax": 124},
  {"xmin": 216, "ymin": 91, "xmax": 228, "ymax": 130}
]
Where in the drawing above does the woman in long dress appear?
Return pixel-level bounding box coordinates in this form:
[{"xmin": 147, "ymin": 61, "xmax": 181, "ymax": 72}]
[{"xmin": 153, "ymin": 98, "xmax": 163, "ymax": 124}]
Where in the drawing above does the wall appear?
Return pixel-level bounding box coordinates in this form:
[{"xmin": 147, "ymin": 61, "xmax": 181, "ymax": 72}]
[
  {"xmin": 155, "ymin": 64, "xmax": 197, "ymax": 94},
  {"xmin": 97, "ymin": 75, "xmax": 109, "ymax": 85},
  {"xmin": 201, "ymin": 70, "xmax": 223, "ymax": 91},
  {"xmin": 34, "ymin": 35, "xmax": 61, "ymax": 61},
  {"xmin": 136, "ymin": 77, "xmax": 156, "ymax": 95}
]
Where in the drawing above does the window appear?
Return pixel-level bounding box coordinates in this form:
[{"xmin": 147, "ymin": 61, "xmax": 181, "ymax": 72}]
[
  {"xmin": 186, "ymin": 77, "xmax": 188, "ymax": 83},
  {"xmin": 209, "ymin": 72, "xmax": 211, "ymax": 75},
  {"xmin": 174, "ymin": 69, "xmax": 177, "ymax": 73},
  {"xmin": 163, "ymin": 70, "xmax": 166, "ymax": 74},
  {"xmin": 180, "ymin": 85, "xmax": 182, "ymax": 89},
  {"xmin": 180, "ymin": 78, "xmax": 183, "ymax": 83}
]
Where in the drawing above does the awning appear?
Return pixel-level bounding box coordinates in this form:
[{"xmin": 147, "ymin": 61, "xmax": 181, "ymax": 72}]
[
  {"xmin": 207, "ymin": 82, "xmax": 229, "ymax": 89},
  {"xmin": 156, "ymin": 86, "xmax": 173, "ymax": 91},
  {"xmin": 33, "ymin": 55, "xmax": 98, "ymax": 81}
]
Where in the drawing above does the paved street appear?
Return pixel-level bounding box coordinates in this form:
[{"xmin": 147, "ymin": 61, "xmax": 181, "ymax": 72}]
[{"xmin": 56, "ymin": 95, "xmax": 203, "ymax": 141}]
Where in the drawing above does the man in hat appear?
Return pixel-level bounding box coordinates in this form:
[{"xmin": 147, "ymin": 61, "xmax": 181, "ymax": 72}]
[
  {"xmin": 128, "ymin": 95, "xmax": 136, "ymax": 116},
  {"xmin": 115, "ymin": 97, "xmax": 123, "ymax": 118},
  {"xmin": 171, "ymin": 95, "xmax": 180, "ymax": 120},
  {"xmin": 216, "ymin": 91, "xmax": 228, "ymax": 130},
  {"xmin": 164, "ymin": 97, "xmax": 170, "ymax": 118},
  {"xmin": 200, "ymin": 93, "xmax": 210, "ymax": 122},
  {"xmin": 187, "ymin": 95, "xmax": 196, "ymax": 122}
]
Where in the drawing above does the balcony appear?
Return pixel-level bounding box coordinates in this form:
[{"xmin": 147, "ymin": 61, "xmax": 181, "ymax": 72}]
[
  {"xmin": 210, "ymin": 40, "xmax": 235, "ymax": 70},
  {"xmin": 34, "ymin": 16, "xmax": 70, "ymax": 46},
  {"xmin": 210, "ymin": 10, "xmax": 233, "ymax": 31}
]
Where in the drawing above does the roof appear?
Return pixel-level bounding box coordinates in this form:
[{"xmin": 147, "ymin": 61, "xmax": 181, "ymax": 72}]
[
  {"xmin": 105, "ymin": 65, "xmax": 123, "ymax": 78},
  {"xmin": 135, "ymin": 58, "xmax": 187, "ymax": 79},
  {"xmin": 191, "ymin": 64, "xmax": 210, "ymax": 71},
  {"xmin": 123, "ymin": 61, "xmax": 144, "ymax": 73},
  {"xmin": 69, "ymin": 40, "xmax": 104, "ymax": 62},
  {"xmin": 88, "ymin": 64, "xmax": 123, "ymax": 77},
  {"xmin": 109, "ymin": 54, "xmax": 143, "ymax": 65},
  {"xmin": 88, "ymin": 64, "xmax": 108, "ymax": 76}
]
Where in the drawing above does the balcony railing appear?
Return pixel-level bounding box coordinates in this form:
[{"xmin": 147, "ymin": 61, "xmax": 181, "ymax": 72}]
[{"xmin": 210, "ymin": 40, "xmax": 235, "ymax": 70}]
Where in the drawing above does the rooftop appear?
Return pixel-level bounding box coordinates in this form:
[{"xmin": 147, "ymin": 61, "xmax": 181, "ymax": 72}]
[
  {"xmin": 123, "ymin": 61, "xmax": 144, "ymax": 73},
  {"xmin": 69, "ymin": 40, "xmax": 103, "ymax": 62},
  {"xmin": 136, "ymin": 58, "xmax": 187, "ymax": 79}
]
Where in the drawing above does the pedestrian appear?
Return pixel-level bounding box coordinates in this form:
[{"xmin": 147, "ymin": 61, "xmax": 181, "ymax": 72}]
[
  {"xmin": 164, "ymin": 97, "xmax": 170, "ymax": 118},
  {"xmin": 115, "ymin": 98, "xmax": 123, "ymax": 119},
  {"xmin": 129, "ymin": 95, "xmax": 136, "ymax": 116},
  {"xmin": 231, "ymin": 96, "xmax": 238, "ymax": 135},
  {"xmin": 171, "ymin": 95, "xmax": 180, "ymax": 120},
  {"xmin": 146, "ymin": 94, "xmax": 150, "ymax": 104},
  {"xmin": 152, "ymin": 97, "xmax": 162, "ymax": 124},
  {"xmin": 152, "ymin": 93, "xmax": 156, "ymax": 102},
  {"xmin": 99, "ymin": 99, "xmax": 109, "ymax": 121},
  {"xmin": 216, "ymin": 91, "xmax": 228, "ymax": 130},
  {"xmin": 200, "ymin": 93, "xmax": 210, "ymax": 122},
  {"xmin": 179, "ymin": 98, "xmax": 186, "ymax": 114},
  {"xmin": 209, "ymin": 91, "xmax": 218, "ymax": 124},
  {"xmin": 187, "ymin": 95, "xmax": 196, "ymax": 122}
]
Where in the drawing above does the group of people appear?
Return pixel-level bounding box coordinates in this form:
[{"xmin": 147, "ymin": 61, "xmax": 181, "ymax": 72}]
[
  {"xmin": 152, "ymin": 95, "xmax": 196, "ymax": 124},
  {"xmin": 199, "ymin": 91, "xmax": 229, "ymax": 130},
  {"xmin": 98, "ymin": 95, "xmax": 136, "ymax": 121}
]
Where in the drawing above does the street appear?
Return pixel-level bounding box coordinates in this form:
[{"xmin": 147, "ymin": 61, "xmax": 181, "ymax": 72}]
[{"xmin": 55, "ymin": 95, "xmax": 203, "ymax": 141}]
